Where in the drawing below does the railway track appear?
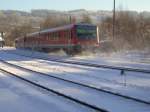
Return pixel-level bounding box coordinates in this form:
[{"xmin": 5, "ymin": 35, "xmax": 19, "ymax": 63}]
[
  {"xmin": 0, "ymin": 50, "xmax": 149, "ymax": 100},
  {"xmin": 19, "ymin": 59, "xmax": 150, "ymax": 91},
  {"xmin": 0, "ymin": 59, "xmax": 150, "ymax": 106},
  {"xmin": 2, "ymin": 50, "xmax": 150, "ymax": 90},
  {"xmin": 5, "ymin": 50, "xmax": 150, "ymax": 74},
  {"xmin": 57, "ymin": 60, "xmax": 150, "ymax": 74},
  {"xmin": 0, "ymin": 71, "xmax": 98, "ymax": 112},
  {"xmin": 0, "ymin": 60, "xmax": 108, "ymax": 112}
]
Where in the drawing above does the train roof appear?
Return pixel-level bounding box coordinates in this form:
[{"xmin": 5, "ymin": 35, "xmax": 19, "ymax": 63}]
[
  {"xmin": 27, "ymin": 24, "xmax": 74, "ymax": 37},
  {"xmin": 27, "ymin": 23, "xmax": 96, "ymax": 37}
]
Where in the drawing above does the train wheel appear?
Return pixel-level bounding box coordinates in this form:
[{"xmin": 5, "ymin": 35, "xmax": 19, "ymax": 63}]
[
  {"xmin": 74, "ymin": 46, "xmax": 82, "ymax": 53},
  {"xmin": 63, "ymin": 48, "xmax": 74, "ymax": 56},
  {"xmin": 42, "ymin": 48, "xmax": 49, "ymax": 53}
]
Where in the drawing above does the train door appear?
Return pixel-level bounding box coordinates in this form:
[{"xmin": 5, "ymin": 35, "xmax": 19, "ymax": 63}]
[
  {"xmin": 67, "ymin": 30, "xmax": 72, "ymax": 51},
  {"xmin": 68, "ymin": 30, "xmax": 71, "ymax": 45}
]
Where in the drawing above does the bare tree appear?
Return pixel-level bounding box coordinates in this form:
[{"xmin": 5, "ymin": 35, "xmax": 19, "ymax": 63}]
[
  {"xmin": 41, "ymin": 15, "xmax": 69, "ymax": 30},
  {"xmin": 99, "ymin": 11, "xmax": 150, "ymax": 51},
  {"xmin": 6, "ymin": 23, "xmax": 33, "ymax": 46},
  {"xmin": 81, "ymin": 14, "xmax": 92, "ymax": 24}
]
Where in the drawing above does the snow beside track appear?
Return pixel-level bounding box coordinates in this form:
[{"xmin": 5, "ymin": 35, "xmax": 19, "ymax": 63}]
[
  {"xmin": 2, "ymin": 47, "xmax": 150, "ymax": 70},
  {"xmin": 0, "ymin": 72, "xmax": 93, "ymax": 112}
]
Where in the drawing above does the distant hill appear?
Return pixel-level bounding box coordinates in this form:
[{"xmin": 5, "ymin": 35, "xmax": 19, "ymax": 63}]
[
  {"xmin": 0, "ymin": 9, "xmax": 113, "ymax": 30},
  {"xmin": 0, "ymin": 9, "xmax": 150, "ymax": 32}
]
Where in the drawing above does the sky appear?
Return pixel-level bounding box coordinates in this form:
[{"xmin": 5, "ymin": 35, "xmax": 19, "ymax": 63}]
[{"xmin": 0, "ymin": 0, "xmax": 150, "ymax": 12}]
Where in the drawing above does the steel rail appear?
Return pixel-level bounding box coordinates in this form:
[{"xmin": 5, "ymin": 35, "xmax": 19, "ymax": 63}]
[
  {"xmin": 6, "ymin": 51, "xmax": 150, "ymax": 74},
  {"xmin": 0, "ymin": 59, "xmax": 150, "ymax": 105},
  {"xmin": 0, "ymin": 61, "xmax": 108, "ymax": 112}
]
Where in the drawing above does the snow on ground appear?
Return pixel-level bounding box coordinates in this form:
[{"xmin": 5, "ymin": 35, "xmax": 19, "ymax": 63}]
[
  {"xmin": 70, "ymin": 51, "xmax": 150, "ymax": 70},
  {"xmin": 0, "ymin": 47, "xmax": 150, "ymax": 112},
  {"xmin": 2, "ymin": 47, "xmax": 150, "ymax": 70},
  {"xmin": 0, "ymin": 72, "xmax": 93, "ymax": 112},
  {"xmin": 0, "ymin": 49, "xmax": 150, "ymax": 103},
  {"xmin": 0, "ymin": 62, "xmax": 150, "ymax": 112}
]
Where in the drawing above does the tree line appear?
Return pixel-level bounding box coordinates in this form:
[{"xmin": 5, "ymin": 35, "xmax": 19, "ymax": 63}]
[
  {"xmin": 3, "ymin": 13, "xmax": 92, "ymax": 46},
  {"xmin": 0, "ymin": 10, "xmax": 150, "ymax": 52},
  {"xmin": 100, "ymin": 11, "xmax": 150, "ymax": 51}
]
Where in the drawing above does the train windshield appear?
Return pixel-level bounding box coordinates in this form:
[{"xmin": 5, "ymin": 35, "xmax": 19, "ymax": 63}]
[{"xmin": 76, "ymin": 25, "xmax": 97, "ymax": 39}]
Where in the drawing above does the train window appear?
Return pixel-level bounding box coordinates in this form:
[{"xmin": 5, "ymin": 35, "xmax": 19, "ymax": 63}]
[
  {"xmin": 53, "ymin": 33, "xmax": 55, "ymax": 40},
  {"xmin": 49, "ymin": 33, "xmax": 51, "ymax": 40},
  {"xmin": 46, "ymin": 34, "xmax": 49, "ymax": 41},
  {"xmin": 50, "ymin": 32, "xmax": 53, "ymax": 40},
  {"xmin": 68, "ymin": 30, "xmax": 71, "ymax": 39},
  {"xmin": 51, "ymin": 32, "xmax": 57, "ymax": 41},
  {"xmin": 47, "ymin": 34, "xmax": 49, "ymax": 40},
  {"xmin": 66, "ymin": 31, "xmax": 68, "ymax": 37},
  {"xmin": 64, "ymin": 31, "xmax": 66, "ymax": 38},
  {"xmin": 55, "ymin": 32, "xmax": 59, "ymax": 40},
  {"xmin": 64, "ymin": 30, "xmax": 71, "ymax": 39},
  {"xmin": 64, "ymin": 31, "xmax": 67, "ymax": 38},
  {"xmin": 49, "ymin": 33, "xmax": 51, "ymax": 39},
  {"xmin": 61, "ymin": 31, "xmax": 65, "ymax": 38},
  {"xmin": 58, "ymin": 32, "xmax": 61, "ymax": 38},
  {"xmin": 76, "ymin": 25, "xmax": 97, "ymax": 39},
  {"xmin": 54, "ymin": 33, "xmax": 56, "ymax": 40}
]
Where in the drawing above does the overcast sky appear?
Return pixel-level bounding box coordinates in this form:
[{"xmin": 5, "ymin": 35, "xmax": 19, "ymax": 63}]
[{"xmin": 0, "ymin": 0, "xmax": 150, "ymax": 12}]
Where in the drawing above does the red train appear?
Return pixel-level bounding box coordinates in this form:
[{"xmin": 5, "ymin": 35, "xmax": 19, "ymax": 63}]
[{"xmin": 15, "ymin": 23, "xmax": 100, "ymax": 54}]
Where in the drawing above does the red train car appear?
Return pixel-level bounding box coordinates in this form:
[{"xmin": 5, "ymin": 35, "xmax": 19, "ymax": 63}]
[{"xmin": 15, "ymin": 23, "xmax": 100, "ymax": 54}]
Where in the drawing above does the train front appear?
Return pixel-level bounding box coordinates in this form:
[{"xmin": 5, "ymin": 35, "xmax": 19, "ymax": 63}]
[{"xmin": 75, "ymin": 24, "xmax": 100, "ymax": 50}]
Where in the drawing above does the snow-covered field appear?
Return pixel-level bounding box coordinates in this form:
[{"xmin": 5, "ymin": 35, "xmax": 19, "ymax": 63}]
[{"xmin": 0, "ymin": 47, "xmax": 150, "ymax": 112}]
